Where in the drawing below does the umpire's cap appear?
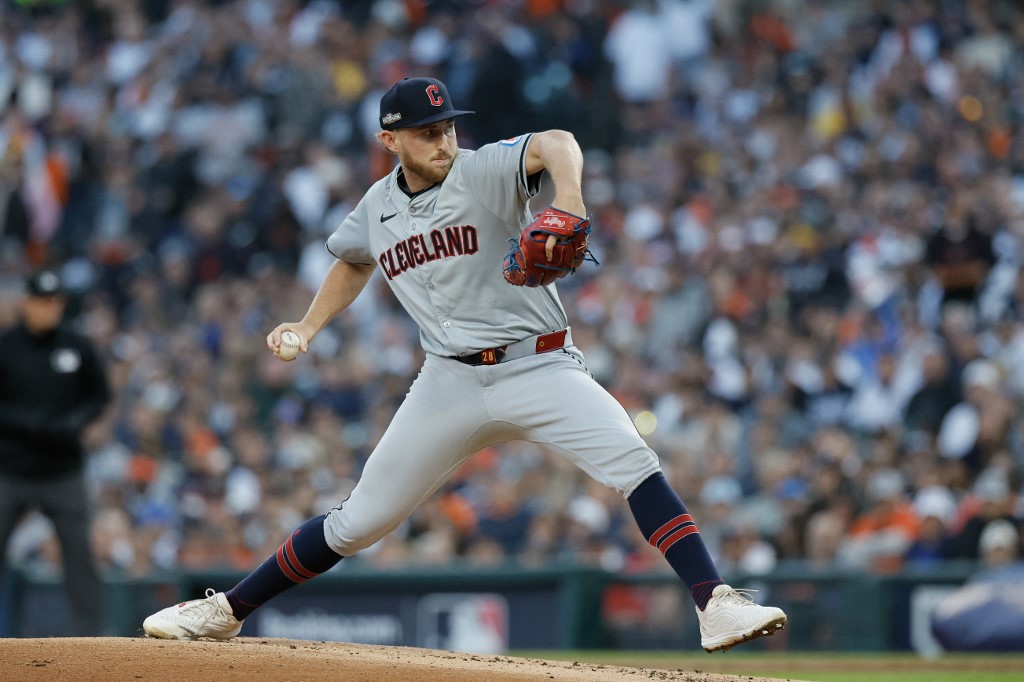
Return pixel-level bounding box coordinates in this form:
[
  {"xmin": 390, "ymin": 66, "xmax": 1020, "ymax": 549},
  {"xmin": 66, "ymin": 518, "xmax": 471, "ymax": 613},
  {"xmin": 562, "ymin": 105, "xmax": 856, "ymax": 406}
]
[
  {"xmin": 379, "ymin": 77, "xmax": 474, "ymax": 131},
  {"xmin": 25, "ymin": 269, "xmax": 65, "ymax": 297}
]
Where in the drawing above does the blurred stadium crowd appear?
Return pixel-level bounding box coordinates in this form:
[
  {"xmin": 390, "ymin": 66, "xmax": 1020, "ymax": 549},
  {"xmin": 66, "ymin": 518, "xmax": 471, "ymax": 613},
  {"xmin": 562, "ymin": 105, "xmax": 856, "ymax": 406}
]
[{"xmin": 1, "ymin": 0, "xmax": 1022, "ymax": 587}]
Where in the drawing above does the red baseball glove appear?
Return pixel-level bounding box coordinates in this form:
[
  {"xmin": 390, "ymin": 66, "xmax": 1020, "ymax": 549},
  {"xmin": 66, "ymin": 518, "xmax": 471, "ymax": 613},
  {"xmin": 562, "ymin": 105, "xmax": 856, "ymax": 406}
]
[{"xmin": 503, "ymin": 206, "xmax": 598, "ymax": 287}]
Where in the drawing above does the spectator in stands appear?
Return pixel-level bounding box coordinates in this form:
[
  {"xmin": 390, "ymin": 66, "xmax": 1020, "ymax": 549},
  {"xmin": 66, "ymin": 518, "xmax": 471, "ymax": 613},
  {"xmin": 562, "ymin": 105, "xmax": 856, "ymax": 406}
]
[
  {"xmin": 905, "ymin": 486, "xmax": 958, "ymax": 566},
  {"xmin": 937, "ymin": 359, "xmax": 1013, "ymax": 475},
  {"xmin": 977, "ymin": 519, "xmax": 1022, "ymax": 572},
  {"xmin": 903, "ymin": 342, "xmax": 961, "ymax": 437},
  {"xmin": 947, "ymin": 470, "xmax": 1019, "ymax": 561},
  {"xmin": 838, "ymin": 469, "xmax": 919, "ymax": 573},
  {"xmin": 924, "ymin": 203, "xmax": 996, "ymax": 309}
]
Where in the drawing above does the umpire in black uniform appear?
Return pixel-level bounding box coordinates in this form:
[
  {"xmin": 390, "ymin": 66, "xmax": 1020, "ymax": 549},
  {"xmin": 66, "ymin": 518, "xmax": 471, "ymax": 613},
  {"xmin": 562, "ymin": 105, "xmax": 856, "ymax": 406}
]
[{"xmin": 0, "ymin": 269, "xmax": 110, "ymax": 635}]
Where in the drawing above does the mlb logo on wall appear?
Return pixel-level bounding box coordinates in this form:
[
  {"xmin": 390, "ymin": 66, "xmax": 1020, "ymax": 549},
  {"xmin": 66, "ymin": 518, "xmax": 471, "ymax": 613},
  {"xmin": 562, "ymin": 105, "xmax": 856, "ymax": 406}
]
[{"xmin": 417, "ymin": 593, "xmax": 509, "ymax": 654}]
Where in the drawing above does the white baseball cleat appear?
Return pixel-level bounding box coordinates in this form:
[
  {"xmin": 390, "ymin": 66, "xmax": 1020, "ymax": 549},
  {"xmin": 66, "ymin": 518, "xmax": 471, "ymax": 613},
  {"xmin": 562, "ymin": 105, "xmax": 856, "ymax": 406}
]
[
  {"xmin": 143, "ymin": 589, "xmax": 243, "ymax": 640},
  {"xmin": 697, "ymin": 584, "xmax": 787, "ymax": 653}
]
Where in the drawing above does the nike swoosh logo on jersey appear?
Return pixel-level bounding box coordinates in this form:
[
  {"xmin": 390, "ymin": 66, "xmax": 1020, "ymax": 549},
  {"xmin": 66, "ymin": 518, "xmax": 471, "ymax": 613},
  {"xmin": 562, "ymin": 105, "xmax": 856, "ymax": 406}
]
[{"xmin": 380, "ymin": 213, "xmax": 398, "ymax": 222}]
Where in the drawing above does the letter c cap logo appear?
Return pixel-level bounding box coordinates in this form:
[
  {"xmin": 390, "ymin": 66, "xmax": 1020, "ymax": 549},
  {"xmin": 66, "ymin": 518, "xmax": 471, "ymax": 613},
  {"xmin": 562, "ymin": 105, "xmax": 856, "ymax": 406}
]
[{"xmin": 426, "ymin": 84, "xmax": 444, "ymax": 107}]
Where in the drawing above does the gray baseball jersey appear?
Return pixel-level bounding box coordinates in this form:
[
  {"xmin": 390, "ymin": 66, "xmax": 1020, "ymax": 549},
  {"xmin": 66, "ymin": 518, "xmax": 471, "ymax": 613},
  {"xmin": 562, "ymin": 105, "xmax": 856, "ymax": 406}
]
[
  {"xmin": 321, "ymin": 134, "xmax": 661, "ymax": 557},
  {"xmin": 326, "ymin": 134, "xmax": 567, "ymax": 356}
]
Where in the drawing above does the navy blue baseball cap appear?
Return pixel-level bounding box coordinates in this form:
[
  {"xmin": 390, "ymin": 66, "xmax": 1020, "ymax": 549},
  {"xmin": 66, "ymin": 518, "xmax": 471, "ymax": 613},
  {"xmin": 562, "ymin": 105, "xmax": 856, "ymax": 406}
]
[
  {"xmin": 379, "ymin": 77, "xmax": 474, "ymax": 131},
  {"xmin": 26, "ymin": 269, "xmax": 64, "ymax": 297}
]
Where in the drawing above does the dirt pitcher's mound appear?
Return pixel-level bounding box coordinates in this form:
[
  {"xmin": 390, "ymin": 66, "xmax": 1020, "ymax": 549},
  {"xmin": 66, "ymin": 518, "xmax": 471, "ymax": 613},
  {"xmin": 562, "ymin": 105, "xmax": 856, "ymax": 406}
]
[{"xmin": 0, "ymin": 637, "xmax": 803, "ymax": 681}]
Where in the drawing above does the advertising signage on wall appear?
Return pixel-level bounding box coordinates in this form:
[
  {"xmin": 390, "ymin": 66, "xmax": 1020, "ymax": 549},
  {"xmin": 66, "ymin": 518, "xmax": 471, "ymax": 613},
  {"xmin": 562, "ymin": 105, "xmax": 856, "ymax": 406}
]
[{"xmin": 241, "ymin": 590, "xmax": 554, "ymax": 652}]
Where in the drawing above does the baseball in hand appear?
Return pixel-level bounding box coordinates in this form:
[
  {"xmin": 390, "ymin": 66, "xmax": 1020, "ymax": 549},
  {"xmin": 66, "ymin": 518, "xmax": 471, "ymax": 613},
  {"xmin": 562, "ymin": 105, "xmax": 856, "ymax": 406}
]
[{"xmin": 278, "ymin": 331, "xmax": 301, "ymax": 361}]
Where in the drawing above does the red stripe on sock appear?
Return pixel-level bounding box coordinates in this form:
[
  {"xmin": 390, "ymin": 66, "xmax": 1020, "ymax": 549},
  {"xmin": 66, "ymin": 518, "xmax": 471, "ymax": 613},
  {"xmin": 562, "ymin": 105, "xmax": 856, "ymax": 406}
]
[
  {"xmin": 649, "ymin": 514, "xmax": 693, "ymax": 547},
  {"xmin": 691, "ymin": 580, "xmax": 724, "ymax": 611},
  {"xmin": 276, "ymin": 545, "xmax": 308, "ymax": 583},
  {"xmin": 657, "ymin": 524, "xmax": 700, "ymax": 554},
  {"xmin": 691, "ymin": 579, "xmax": 721, "ymax": 591},
  {"xmin": 656, "ymin": 521, "xmax": 695, "ymax": 549},
  {"xmin": 284, "ymin": 536, "xmax": 318, "ymax": 580}
]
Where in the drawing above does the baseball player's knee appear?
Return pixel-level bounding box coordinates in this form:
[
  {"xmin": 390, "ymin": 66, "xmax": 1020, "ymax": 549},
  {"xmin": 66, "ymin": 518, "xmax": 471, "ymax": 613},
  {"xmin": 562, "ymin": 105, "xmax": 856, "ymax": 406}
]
[
  {"xmin": 591, "ymin": 445, "xmax": 661, "ymax": 497},
  {"xmin": 322, "ymin": 507, "xmax": 400, "ymax": 556},
  {"xmin": 621, "ymin": 459, "xmax": 664, "ymax": 499}
]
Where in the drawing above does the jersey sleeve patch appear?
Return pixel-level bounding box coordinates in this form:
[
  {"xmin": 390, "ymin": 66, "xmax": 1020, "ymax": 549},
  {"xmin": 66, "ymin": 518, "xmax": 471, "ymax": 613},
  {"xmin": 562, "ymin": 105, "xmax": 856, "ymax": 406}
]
[{"xmin": 500, "ymin": 136, "xmax": 523, "ymax": 146}]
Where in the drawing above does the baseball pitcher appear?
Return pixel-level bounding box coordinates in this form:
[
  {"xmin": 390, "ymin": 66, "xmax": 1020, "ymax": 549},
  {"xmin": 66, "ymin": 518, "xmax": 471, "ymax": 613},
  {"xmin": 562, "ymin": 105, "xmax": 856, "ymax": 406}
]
[{"xmin": 143, "ymin": 77, "xmax": 787, "ymax": 652}]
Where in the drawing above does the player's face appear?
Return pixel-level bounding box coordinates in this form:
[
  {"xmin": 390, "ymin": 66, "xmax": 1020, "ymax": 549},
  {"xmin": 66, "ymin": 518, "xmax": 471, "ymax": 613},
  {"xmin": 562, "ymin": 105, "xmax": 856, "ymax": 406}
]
[
  {"xmin": 393, "ymin": 121, "xmax": 457, "ymax": 190},
  {"xmin": 21, "ymin": 294, "xmax": 66, "ymax": 334}
]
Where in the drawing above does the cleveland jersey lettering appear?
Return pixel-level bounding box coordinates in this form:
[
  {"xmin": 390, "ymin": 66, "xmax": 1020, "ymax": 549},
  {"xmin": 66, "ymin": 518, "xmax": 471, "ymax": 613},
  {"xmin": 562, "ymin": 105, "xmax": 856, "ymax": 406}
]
[{"xmin": 378, "ymin": 225, "xmax": 479, "ymax": 280}]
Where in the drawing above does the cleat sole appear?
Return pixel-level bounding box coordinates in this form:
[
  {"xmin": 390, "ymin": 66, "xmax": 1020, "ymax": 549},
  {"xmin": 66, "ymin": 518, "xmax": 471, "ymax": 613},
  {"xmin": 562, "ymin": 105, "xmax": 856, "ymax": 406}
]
[
  {"xmin": 143, "ymin": 624, "xmax": 193, "ymax": 641},
  {"xmin": 703, "ymin": 616, "xmax": 787, "ymax": 654}
]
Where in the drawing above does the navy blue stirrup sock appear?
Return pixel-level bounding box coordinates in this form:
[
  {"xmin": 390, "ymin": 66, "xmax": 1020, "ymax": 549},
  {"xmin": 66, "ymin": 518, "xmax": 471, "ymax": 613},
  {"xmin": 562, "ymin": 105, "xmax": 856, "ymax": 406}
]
[
  {"xmin": 225, "ymin": 514, "xmax": 342, "ymax": 620},
  {"xmin": 628, "ymin": 472, "xmax": 724, "ymax": 610}
]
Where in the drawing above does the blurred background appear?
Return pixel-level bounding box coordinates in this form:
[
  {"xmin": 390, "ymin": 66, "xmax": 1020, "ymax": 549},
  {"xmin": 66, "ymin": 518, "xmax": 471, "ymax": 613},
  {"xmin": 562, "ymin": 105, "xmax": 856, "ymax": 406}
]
[{"xmin": 0, "ymin": 0, "xmax": 1022, "ymax": 656}]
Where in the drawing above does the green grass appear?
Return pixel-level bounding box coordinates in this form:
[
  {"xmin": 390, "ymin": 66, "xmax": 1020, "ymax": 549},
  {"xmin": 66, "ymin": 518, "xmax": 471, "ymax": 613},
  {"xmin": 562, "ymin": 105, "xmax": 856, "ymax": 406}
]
[
  {"xmin": 511, "ymin": 651, "xmax": 1024, "ymax": 682},
  {"xmin": 788, "ymin": 674, "xmax": 1021, "ymax": 682}
]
